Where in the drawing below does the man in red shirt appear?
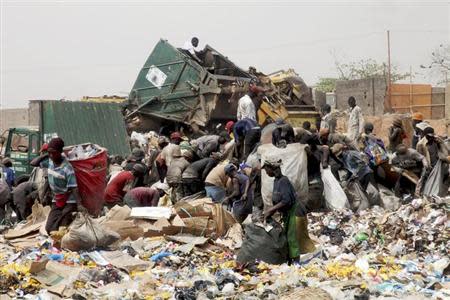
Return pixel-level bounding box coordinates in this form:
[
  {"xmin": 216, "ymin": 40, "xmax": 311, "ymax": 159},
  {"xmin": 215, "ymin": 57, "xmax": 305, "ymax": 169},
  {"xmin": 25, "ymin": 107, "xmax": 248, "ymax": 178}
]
[
  {"xmin": 123, "ymin": 182, "xmax": 169, "ymax": 207},
  {"xmin": 104, "ymin": 164, "xmax": 145, "ymax": 207}
]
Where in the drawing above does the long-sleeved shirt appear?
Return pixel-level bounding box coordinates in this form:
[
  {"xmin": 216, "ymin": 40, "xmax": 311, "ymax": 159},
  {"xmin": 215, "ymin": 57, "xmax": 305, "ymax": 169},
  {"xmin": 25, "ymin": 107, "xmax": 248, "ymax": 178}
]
[
  {"xmin": 347, "ymin": 106, "xmax": 364, "ymax": 142},
  {"xmin": 194, "ymin": 135, "xmax": 220, "ymax": 158},
  {"xmin": 341, "ymin": 150, "xmax": 372, "ymax": 178},
  {"xmin": 166, "ymin": 157, "xmax": 190, "ymax": 184},
  {"xmin": 182, "ymin": 158, "xmax": 218, "ymax": 181},
  {"xmin": 233, "ymin": 118, "xmax": 257, "ymax": 141},
  {"xmin": 321, "ymin": 113, "xmax": 337, "ymax": 133},
  {"xmin": 237, "ymin": 95, "xmax": 256, "ymax": 121}
]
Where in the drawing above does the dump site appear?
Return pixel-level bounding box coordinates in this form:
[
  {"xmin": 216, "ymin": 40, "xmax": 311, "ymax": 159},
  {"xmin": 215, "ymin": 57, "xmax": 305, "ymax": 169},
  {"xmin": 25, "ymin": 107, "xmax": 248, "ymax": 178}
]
[{"xmin": 0, "ymin": 38, "xmax": 449, "ymax": 300}]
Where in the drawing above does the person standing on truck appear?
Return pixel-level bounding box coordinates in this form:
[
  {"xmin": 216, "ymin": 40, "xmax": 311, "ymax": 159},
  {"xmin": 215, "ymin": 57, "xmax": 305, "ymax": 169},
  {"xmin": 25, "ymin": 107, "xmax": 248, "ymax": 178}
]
[
  {"xmin": 347, "ymin": 96, "xmax": 364, "ymax": 144},
  {"xmin": 182, "ymin": 37, "xmax": 201, "ymax": 61},
  {"xmin": 1, "ymin": 158, "xmax": 15, "ymax": 189},
  {"xmin": 237, "ymin": 91, "xmax": 257, "ymax": 122},
  {"xmin": 43, "ymin": 138, "xmax": 85, "ymax": 234}
]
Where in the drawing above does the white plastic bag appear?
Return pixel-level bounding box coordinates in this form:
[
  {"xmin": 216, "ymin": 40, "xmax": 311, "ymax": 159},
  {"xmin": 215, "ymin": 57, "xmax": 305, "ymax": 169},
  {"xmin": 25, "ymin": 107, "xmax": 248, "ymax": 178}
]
[
  {"xmin": 423, "ymin": 160, "xmax": 445, "ymax": 197},
  {"xmin": 321, "ymin": 167, "xmax": 348, "ymax": 209}
]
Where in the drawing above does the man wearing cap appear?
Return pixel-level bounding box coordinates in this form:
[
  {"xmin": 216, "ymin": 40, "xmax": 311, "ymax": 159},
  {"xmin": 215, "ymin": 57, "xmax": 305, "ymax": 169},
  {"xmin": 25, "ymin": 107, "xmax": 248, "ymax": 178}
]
[
  {"xmin": 104, "ymin": 164, "xmax": 145, "ymax": 208},
  {"xmin": 262, "ymin": 159, "xmax": 316, "ymax": 259},
  {"xmin": 123, "ymin": 183, "xmax": 168, "ymax": 207},
  {"xmin": 388, "ymin": 118, "xmax": 406, "ymax": 152},
  {"xmin": 347, "ymin": 96, "xmax": 364, "ymax": 143},
  {"xmin": 411, "ymin": 112, "xmax": 424, "ymax": 149},
  {"xmin": 158, "ymin": 132, "xmax": 182, "ymax": 181},
  {"xmin": 166, "ymin": 149, "xmax": 192, "ymax": 202},
  {"xmin": 124, "ymin": 148, "xmax": 147, "ymax": 187},
  {"xmin": 42, "ymin": 138, "xmax": 84, "ymax": 234},
  {"xmin": 392, "ymin": 144, "xmax": 428, "ymax": 197},
  {"xmin": 223, "ymin": 164, "xmax": 252, "ymax": 223},
  {"xmin": 181, "ymin": 153, "xmax": 221, "ymax": 197}
]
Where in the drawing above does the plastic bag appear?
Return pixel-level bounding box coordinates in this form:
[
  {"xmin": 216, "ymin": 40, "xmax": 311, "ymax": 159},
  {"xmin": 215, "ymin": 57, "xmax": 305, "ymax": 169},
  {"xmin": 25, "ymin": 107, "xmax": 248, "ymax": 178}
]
[
  {"xmin": 61, "ymin": 213, "xmax": 120, "ymax": 251},
  {"xmin": 344, "ymin": 180, "xmax": 369, "ymax": 212},
  {"xmin": 423, "ymin": 160, "xmax": 445, "ymax": 197},
  {"xmin": 321, "ymin": 167, "xmax": 348, "ymax": 209},
  {"xmin": 237, "ymin": 222, "xmax": 288, "ymax": 265}
]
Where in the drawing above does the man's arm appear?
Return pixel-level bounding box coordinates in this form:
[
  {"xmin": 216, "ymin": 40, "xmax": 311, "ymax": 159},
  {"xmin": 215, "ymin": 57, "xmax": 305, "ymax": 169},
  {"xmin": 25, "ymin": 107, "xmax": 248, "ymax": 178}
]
[
  {"xmin": 201, "ymin": 160, "xmax": 215, "ymax": 181},
  {"xmin": 223, "ymin": 178, "xmax": 239, "ymax": 203},
  {"xmin": 358, "ymin": 108, "xmax": 365, "ymax": 134},
  {"xmin": 241, "ymin": 177, "xmax": 250, "ymax": 200},
  {"xmin": 31, "ymin": 154, "xmax": 49, "ymax": 167},
  {"xmin": 264, "ymin": 201, "xmax": 286, "ymax": 219}
]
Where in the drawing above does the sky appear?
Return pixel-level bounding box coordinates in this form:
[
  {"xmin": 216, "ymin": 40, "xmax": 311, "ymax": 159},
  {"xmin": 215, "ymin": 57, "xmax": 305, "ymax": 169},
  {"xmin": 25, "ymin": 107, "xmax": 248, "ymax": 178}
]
[{"xmin": 1, "ymin": 0, "xmax": 449, "ymax": 108}]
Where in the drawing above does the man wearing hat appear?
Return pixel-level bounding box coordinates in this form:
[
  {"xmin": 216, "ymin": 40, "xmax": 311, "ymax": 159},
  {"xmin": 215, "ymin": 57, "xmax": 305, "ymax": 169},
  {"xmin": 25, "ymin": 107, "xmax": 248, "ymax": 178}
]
[
  {"xmin": 411, "ymin": 112, "xmax": 424, "ymax": 149},
  {"xmin": 262, "ymin": 159, "xmax": 316, "ymax": 260},
  {"xmin": 388, "ymin": 118, "xmax": 406, "ymax": 152},
  {"xmin": 43, "ymin": 138, "xmax": 84, "ymax": 234},
  {"xmin": 157, "ymin": 132, "xmax": 182, "ymax": 182}
]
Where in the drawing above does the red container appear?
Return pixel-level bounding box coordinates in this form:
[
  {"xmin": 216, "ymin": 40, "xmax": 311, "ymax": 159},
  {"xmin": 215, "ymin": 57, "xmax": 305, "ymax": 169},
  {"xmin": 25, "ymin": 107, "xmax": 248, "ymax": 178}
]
[{"xmin": 65, "ymin": 144, "xmax": 107, "ymax": 216}]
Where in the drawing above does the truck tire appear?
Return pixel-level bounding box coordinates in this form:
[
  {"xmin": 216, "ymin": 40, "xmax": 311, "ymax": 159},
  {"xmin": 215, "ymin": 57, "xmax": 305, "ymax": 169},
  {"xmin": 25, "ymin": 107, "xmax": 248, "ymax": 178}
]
[{"xmin": 15, "ymin": 175, "xmax": 30, "ymax": 186}]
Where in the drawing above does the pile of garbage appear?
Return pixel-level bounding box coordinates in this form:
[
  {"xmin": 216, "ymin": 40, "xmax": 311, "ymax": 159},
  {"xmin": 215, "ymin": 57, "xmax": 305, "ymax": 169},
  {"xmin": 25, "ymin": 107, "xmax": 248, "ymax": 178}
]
[
  {"xmin": 67, "ymin": 144, "xmax": 102, "ymax": 161},
  {"xmin": 0, "ymin": 196, "xmax": 449, "ymax": 299}
]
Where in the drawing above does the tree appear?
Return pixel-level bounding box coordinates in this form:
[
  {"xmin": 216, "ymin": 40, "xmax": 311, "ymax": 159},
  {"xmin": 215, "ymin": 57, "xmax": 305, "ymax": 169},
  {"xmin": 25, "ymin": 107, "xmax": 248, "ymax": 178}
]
[
  {"xmin": 315, "ymin": 58, "xmax": 410, "ymax": 91},
  {"xmin": 315, "ymin": 77, "xmax": 338, "ymax": 93},
  {"xmin": 421, "ymin": 44, "xmax": 450, "ymax": 85}
]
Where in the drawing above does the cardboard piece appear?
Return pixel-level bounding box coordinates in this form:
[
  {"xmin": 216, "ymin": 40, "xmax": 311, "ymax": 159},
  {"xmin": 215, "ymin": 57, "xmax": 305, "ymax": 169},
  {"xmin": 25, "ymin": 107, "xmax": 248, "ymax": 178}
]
[
  {"xmin": 171, "ymin": 215, "xmax": 186, "ymax": 227},
  {"xmin": 102, "ymin": 220, "xmax": 144, "ymax": 241},
  {"xmin": 5, "ymin": 223, "xmax": 43, "ymax": 239},
  {"xmin": 182, "ymin": 217, "xmax": 214, "ymax": 236},
  {"xmin": 211, "ymin": 203, "xmax": 237, "ymax": 237},
  {"xmin": 130, "ymin": 207, "xmax": 172, "ymax": 220},
  {"xmin": 100, "ymin": 250, "xmax": 152, "ymax": 273},
  {"xmin": 166, "ymin": 234, "xmax": 208, "ymax": 246},
  {"xmin": 153, "ymin": 218, "xmax": 171, "ymax": 230},
  {"xmin": 32, "ymin": 261, "xmax": 81, "ymax": 287}
]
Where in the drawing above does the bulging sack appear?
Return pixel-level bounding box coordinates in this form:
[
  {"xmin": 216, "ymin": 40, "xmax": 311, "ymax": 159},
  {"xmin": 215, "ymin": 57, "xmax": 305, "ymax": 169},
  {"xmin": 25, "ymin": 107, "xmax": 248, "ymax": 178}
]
[
  {"xmin": 321, "ymin": 167, "xmax": 348, "ymax": 209},
  {"xmin": 61, "ymin": 213, "xmax": 120, "ymax": 251}
]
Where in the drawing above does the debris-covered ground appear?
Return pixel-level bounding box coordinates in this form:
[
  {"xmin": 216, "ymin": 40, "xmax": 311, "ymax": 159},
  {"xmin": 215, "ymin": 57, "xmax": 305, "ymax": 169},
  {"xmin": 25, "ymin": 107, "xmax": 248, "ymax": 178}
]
[{"xmin": 0, "ymin": 196, "xmax": 449, "ymax": 300}]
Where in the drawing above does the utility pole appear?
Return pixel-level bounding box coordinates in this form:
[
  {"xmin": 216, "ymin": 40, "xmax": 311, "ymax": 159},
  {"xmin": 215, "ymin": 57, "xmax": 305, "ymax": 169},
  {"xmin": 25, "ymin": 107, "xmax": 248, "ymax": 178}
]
[{"xmin": 387, "ymin": 30, "xmax": 392, "ymax": 112}]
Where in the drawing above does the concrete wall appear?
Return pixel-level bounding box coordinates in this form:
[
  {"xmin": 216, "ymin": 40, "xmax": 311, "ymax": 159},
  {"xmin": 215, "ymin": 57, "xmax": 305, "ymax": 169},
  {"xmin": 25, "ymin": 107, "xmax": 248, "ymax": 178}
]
[
  {"xmin": 335, "ymin": 76, "xmax": 387, "ymax": 116},
  {"xmin": 0, "ymin": 108, "xmax": 29, "ymax": 133},
  {"xmin": 446, "ymin": 83, "xmax": 450, "ymax": 119},
  {"xmin": 431, "ymin": 87, "xmax": 445, "ymax": 119}
]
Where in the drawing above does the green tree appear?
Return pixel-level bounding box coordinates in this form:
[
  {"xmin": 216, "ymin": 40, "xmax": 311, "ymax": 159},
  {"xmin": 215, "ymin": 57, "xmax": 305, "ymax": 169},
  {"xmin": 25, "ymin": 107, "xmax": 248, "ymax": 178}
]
[{"xmin": 315, "ymin": 58, "xmax": 410, "ymax": 91}]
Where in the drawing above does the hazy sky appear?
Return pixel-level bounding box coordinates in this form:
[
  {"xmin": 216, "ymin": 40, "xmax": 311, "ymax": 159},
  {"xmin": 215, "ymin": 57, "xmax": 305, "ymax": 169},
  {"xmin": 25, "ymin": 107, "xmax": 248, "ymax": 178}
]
[{"xmin": 1, "ymin": 0, "xmax": 449, "ymax": 108}]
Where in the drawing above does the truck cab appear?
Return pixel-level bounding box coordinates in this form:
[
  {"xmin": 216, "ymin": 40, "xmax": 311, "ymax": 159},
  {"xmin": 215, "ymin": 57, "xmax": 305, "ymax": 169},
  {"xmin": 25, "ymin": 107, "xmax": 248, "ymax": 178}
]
[{"xmin": 0, "ymin": 127, "xmax": 41, "ymax": 185}]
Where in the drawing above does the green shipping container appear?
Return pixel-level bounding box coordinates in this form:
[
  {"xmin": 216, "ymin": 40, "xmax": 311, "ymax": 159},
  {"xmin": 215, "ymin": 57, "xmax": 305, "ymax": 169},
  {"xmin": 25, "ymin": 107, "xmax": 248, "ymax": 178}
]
[
  {"xmin": 38, "ymin": 101, "xmax": 130, "ymax": 156},
  {"xmin": 127, "ymin": 39, "xmax": 252, "ymax": 130}
]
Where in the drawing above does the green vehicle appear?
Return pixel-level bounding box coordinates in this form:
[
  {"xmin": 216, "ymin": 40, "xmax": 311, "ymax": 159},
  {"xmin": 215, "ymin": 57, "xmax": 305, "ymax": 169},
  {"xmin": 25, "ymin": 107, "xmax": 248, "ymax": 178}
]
[{"xmin": 0, "ymin": 100, "xmax": 130, "ymax": 184}]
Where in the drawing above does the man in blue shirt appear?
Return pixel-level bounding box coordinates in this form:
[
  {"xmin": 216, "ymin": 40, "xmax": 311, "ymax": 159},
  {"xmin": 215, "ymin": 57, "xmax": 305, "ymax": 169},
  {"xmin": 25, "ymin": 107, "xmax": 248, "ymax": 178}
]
[
  {"xmin": 2, "ymin": 158, "xmax": 15, "ymax": 190},
  {"xmin": 43, "ymin": 138, "xmax": 85, "ymax": 234}
]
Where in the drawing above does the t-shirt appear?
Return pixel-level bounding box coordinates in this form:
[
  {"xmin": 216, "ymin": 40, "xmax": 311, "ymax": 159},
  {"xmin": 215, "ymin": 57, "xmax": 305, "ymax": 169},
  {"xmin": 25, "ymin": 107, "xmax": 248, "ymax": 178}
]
[
  {"xmin": 46, "ymin": 158, "xmax": 78, "ymax": 203},
  {"xmin": 182, "ymin": 158, "xmax": 218, "ymax": 181},
  {"xmin": 2, "ymin": 167, "xmax": 15, "ymax": 189},
  {"xmin": 195, "ymin": 135, "xmax": 220, "ymax": 158},
  {"xmin": 160, "ymin": 143, "xmax": 181, "ymax": 167},
  {"xmin": 104, "ymin": 171, "xmax": 134, "ymax": 204},
  {"xmin": 205, "ymin": 163, "xmax": 229, "ymax": 188},
  {"xmin": 233, "ymin": 118, "xmax": 257, "ymax": 141},
  {"xmin": 237, "ymin": 95, "xmax": 256, "ymax": 121},
  {"xmin": 126, "ymin": 187, "xmax": 159, "ymax": 207},
  {"xmin": 272, "ymin": 176, "xmax": 296, "ymax": 214},
  {"xmin": 166, "ymin": 157, "xmax": 190, "ymax": 184}
]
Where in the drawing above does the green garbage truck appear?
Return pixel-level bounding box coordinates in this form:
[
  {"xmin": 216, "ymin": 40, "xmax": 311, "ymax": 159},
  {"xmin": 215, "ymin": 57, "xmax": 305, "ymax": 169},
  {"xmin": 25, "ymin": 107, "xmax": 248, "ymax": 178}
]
[{"xmin": 0, "ymin": 100, "xmax": 130, "ymax": 185}]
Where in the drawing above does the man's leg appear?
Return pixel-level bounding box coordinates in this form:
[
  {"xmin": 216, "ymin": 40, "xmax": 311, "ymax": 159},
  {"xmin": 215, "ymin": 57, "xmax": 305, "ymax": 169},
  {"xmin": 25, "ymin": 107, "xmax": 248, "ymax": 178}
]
[
  {"xmin": 58, "ymin": 203, "xmax": 77, "ymax": 228},
  {"xmin": 46, "ymin": 205, "xmax": 63, "ymax": 234}
]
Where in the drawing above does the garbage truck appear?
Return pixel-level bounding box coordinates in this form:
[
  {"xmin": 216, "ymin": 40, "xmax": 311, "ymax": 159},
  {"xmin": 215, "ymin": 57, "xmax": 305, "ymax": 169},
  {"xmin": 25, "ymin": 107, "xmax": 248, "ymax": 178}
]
[
  {"xmin": 124, "ymin": 39, "xmax": 320, "ymax": 133},
  {"xmin": 0, "ymin": 100, "xmax": 130, "ymax": 184}
]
